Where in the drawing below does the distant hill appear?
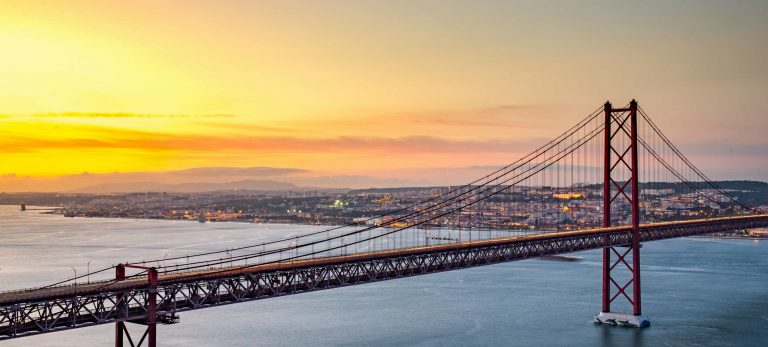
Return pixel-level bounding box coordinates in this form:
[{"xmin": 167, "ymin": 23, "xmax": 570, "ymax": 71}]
[
  {"xmin": 707, "ymin": 180, "xmax": 768, "ymax": 206},
  {"xmin": 640, "ymin": 181, "xmax": 768, "ymax": 205},
  {"xmin": 348, "ymin": 186, "xmax": 450, "ymax": 195},
  {"xmin": 69, "ymin": 179, "xmax": 299, "ymax": 194}
]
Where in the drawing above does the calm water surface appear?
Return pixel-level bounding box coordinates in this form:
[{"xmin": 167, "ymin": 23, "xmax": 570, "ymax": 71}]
[{"xmin": 1, "ymin": 205, "xmax": 767, "ymax": 346}]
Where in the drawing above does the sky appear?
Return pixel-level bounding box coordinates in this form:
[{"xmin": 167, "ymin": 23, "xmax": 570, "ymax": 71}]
[{"xmin": 1, "ymin": 0, "xmax": 767, "ymax": 191}]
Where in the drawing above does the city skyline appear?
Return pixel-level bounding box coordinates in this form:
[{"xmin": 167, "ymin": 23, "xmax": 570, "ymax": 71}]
[{"xmin": 2, "ymin": 0, "xmax": 767, "ymax": 191}]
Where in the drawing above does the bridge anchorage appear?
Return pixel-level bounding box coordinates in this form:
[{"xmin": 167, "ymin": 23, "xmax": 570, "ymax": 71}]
[{"xmin": 592, "ymin": 100, "xmax": 649, "ymax": 328}]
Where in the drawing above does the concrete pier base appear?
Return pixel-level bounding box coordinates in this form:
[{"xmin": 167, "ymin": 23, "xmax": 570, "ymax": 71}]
[{"xmin": 593, "ymin": 312, "xmax": 650, "ymax": 328}]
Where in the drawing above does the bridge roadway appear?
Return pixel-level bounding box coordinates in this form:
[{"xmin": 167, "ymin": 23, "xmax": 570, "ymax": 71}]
[{"xmin": 2, "ymin": 214, "xmax": 768, "ymax": 340}]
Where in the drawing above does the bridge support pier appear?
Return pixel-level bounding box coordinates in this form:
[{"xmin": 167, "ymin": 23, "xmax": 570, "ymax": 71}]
[
  {"xmin": 594, "ymin": 311, "xmax": 649, "ymax": 328},
  {"xmin": 593, "ymin": 100, "xmax": 649, "ymax": 328},
  {"xmin": 115, "ymin": 264, "xmax": 159, "ymax": 347}
]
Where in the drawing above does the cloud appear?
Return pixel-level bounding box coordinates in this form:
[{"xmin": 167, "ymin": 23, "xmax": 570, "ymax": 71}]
[
  {"xmin": 171, "ymin": 167, "xmax": 308, "ymax": 177},
  {"xmin": 53, "ymin": 166, "xmax": 308, "ymax": 181},
  {"xmin": 0, "ymin": 103, "xmax": 549, "ymax": 155},
  {"xmin": 288, "ymin": 103, "xmax": 550, "ymax": 136},
  {"xmin": 0, "ymin": 128, "xmax": 537, "ymax": 154},
  {"xmin": 0, "ymin": 166, "xmax": 312, "ymax": 192},
  {"xmin": 197, "ymin": 121, "xmax": 293, "ymax": 133},
  {"xmin": 681, "ymin": 141, "xmax": 768, "ymax": 157},
  {"xmin": 379, "ymin": 104, "xmax": 546, "ymax": 129},
  {"xmin": 288, "ymin": 175, "xmax": 423, "ymax": 189},
  {"xmin": 414, "ymin": 117, "xmax": 518, "ymax": 128},
  {"xmin": 30, "ymin": 112, "xmax": 236, "ymax": 118},
  {"xmin": 478, "ymin": 104, "xmax": 537, "ymax": 113}
]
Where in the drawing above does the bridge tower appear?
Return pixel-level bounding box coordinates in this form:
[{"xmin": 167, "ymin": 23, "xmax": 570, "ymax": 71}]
[{"xmin": 593, "ymin": 100, "xmax": 650, "ymax": 328}]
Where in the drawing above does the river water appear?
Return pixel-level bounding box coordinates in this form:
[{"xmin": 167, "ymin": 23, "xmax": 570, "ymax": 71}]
[{"xmin": 1, "ymin": 205, "xmax": 767, "ymax": 346}]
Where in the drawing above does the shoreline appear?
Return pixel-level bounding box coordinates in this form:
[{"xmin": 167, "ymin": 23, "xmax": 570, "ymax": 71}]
[
  {"xmin": 7, "ymin": 205, "xmax": 768, "ymax": 240},
  {"xmin": 8, "ymin": 205, "xmax": 536, "ymax": 233}
]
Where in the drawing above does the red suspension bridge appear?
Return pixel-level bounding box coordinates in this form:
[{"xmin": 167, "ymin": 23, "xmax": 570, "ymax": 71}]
[{"xmin": 1, "ymin": 100, "xmax": 766, "ymax": 346}]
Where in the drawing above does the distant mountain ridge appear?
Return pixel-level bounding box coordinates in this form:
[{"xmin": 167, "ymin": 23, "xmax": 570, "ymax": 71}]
[
  {"xmin": 30, "ymin": 177, "xmax": 768, "ymax": 204},
  {"xmin": 69, "ymin": 179, "xmax": 299, "ymax": 194}
]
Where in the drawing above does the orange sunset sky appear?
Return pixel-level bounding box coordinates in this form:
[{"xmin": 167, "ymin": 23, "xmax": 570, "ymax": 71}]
[{"xmin": 1, "ymin": 1, "xmax": 767, "ymax": 191}]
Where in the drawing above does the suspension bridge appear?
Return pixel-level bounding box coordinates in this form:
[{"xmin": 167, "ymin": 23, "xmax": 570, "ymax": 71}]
[{"xmin": 1, "ymin": 100, "xmax": 766, "ymax": 346}]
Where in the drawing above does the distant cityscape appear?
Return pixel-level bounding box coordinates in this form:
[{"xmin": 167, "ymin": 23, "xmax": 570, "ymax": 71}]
[{"xmin": 3, "ymin": 181, "xmax": 767, "ymax": 238}]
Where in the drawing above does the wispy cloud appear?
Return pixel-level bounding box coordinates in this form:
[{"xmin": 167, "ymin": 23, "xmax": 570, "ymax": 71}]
[
  {"xmin": 306, "ymin": 104, "xmax": 549, "ymax": 133},
  {"xmin": 414, "ymin": 117, "xmax": 521, "ymax": 128},
  {"xmin": 0, "ymin": 166, "xmax": 312, "ymax": 192},
  {"xmin": 197, "ymin": 121, "xmax": 293, "ymax": 133},
  {"xmin": 477, "ymin": 104, "xmax": 537, "ymax": 114},
  {"xmin": 171, "ymin": 167, "xmax": 307, "ymax": 177},
  {"xmin": 682, "ymin": 140, "xmax": 768, "ymax": 157},
  {"xmin": 0, "ymin": 132, "xmax": 535, "ymax": 154},
  {"xmin": 30, "ymin": 112, "xmax": 236, "ymax": 118}
]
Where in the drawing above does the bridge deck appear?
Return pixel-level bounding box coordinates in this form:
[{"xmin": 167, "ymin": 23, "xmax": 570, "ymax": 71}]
[
  {"xmin": 2, "ymin": 214, "xmax": 768, "ymax": 339},
  {"xmin": 2, "ymin": 214, "xmax": 767, "ymax": 306}
]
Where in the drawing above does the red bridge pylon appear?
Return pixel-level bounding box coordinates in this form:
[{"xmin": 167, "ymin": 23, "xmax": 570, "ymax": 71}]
[
  {"xmin": 593, "ymin": 99, "xmax": 650, "ymax": 328},
  {"xmin": 115, "ymin": 264, "xmax": 159, "ymax": 347}
]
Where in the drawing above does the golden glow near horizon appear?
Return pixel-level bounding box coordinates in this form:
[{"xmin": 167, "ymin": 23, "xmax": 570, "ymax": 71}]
[{"xmin": 1, "ymin": 1, "xmax": 767, "ymax": 188}]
